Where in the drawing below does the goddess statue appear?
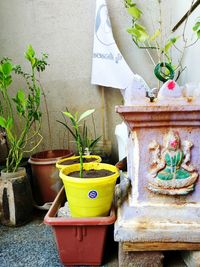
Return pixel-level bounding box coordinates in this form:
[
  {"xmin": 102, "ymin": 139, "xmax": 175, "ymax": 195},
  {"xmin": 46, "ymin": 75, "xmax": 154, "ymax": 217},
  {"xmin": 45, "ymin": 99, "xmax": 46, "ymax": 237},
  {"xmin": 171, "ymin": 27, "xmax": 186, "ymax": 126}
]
[{"xmin": 148, "ymin": 130, "xmax": 198, "ymax": 195}]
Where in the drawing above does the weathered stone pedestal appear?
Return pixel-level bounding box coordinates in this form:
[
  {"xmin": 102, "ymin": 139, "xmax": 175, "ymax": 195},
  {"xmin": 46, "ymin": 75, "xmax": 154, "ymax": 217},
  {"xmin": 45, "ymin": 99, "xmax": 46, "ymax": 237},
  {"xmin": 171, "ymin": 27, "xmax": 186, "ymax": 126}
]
[{"xmin": 114, "ymin": 103, "xmax": 200, "ymax": 266}]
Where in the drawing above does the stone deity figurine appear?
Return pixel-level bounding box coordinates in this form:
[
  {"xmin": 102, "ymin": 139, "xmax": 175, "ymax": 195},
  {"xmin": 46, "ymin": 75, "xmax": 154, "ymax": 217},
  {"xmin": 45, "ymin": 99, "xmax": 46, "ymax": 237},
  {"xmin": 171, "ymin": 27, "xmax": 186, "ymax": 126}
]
[{"xmin": 148, "ymin": 130, "xmax": 198, "ymax": 195}]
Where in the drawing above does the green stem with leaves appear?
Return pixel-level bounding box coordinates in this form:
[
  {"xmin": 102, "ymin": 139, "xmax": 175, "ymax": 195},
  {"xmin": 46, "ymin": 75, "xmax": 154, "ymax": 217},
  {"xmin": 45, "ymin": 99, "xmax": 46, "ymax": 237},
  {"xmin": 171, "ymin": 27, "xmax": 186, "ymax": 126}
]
[{"xmin": 63, "ymin": 109, "xmax": 96, "ymax": 178}]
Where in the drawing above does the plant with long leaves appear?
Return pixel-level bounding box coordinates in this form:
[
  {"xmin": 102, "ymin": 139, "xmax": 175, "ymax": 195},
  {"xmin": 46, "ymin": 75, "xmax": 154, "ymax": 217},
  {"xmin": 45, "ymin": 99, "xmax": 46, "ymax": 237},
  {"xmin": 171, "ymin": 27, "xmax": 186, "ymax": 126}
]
[
  {"xmin": 61, "ymin": 109, "xmax": 100, "ymax": 178},
  {"xmin": 0, "ymin": 45, "xmax": 48, "ymax": 172}
]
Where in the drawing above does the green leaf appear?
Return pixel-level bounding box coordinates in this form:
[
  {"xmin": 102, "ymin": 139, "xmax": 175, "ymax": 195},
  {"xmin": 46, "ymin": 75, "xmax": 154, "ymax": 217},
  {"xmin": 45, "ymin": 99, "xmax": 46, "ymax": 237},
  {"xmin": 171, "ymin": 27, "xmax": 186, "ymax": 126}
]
[
  {"xmin": 164, "ymin": 36, "xmax": 180, "ymax": 53},
  {"xmin": 150, "ymin": 29, "xmax": 160, "ymax": 41},
  {"xmin": 135, "ymin": 23, "xmax": 146, "ymax": 31},
  {"xmin": 2, "ymin": 61, "xmax": 12, "ymax": 76},
  {"xmin": 128, "ymin": 26, "xmax": 149, "ymax": 43},
  {"xmin": 17, "ymin": 89, "xmax": 26, "ymax": 103},
  {"xmin": 88, "ymin": 136, "xmax": 101, "ymax": 150},
  {"xmin": 6, "ymin": 117, "xmax": 13, "ymax": 129},
  {"xmin": 193, "ymin": 21, "xmax": 200, "ymax": 32},
  {"xmin": 128, "ymin": 6, "xmax": 142, "ymax": 19},
  {"xmin": 4, "ymin": 75, "xmax": 12, "ymax": 87},
  {"xmin": 57, "ymin": 120, "xmax": 77, "ymax": 139},
  {"xmin": 0, "ymin": 116, "xmax": 6, "ymax": 128},
  {"xmin": 63, "ymin": 111, "xmax": 75, "ymax": 120},
  {"xmin": 25, "ymin": 45, "xmax": 36, "ymax": 66},
  {"xmin": 26, "ymin": 45, "xmax": 35, "ymax": 58},
  {"xmin": 78, "ymin": 109, "xmax": 95, "ymax": 122}
]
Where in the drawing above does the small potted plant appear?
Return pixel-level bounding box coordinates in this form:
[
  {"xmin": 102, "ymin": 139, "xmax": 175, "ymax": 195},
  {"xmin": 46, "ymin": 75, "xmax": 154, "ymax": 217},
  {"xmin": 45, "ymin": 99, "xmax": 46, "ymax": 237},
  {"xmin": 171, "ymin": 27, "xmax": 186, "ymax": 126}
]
[
  {"xmin": 44, "ymin": 109, "xmax": 119, "ymax": 265},
  {"xmin": 59, "ymin": 109, "xmax": 119, "ymax": 217},
  {"xmin": 0, "ymin": 45, "xmax": 46, "ymax": 226},
  {"xmin": 56, "ymin": 108, "xmax": 102, "ymax": 171}
]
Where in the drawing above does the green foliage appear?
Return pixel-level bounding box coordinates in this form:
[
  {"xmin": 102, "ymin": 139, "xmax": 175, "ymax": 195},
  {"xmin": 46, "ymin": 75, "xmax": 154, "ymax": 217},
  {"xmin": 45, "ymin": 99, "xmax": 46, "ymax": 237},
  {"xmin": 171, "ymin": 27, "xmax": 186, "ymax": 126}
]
[
  {"xmin": 150, "ymin": 29, "xmax": 160, "ymax": 41},
  {"xmin": 193, "ymin": 18, "xmax": 200, "ymax": 38},
  {"xmin": 164, "ymin": 37, "xmax": 180, "ymax": 54},
  {"xmin": 0, "ymin": 45, "xmax": 48, "ymax": 172},
  {"xmin": 124, "ymin": 0, "xmax": 200, "ymax": 82},
  {"xmin": 60, "ymin": 109, "xmax": 101, "ymax": 178},
  {"xmin": 127, "ymin": 5, "xmax": 142, "ymax": 19}
]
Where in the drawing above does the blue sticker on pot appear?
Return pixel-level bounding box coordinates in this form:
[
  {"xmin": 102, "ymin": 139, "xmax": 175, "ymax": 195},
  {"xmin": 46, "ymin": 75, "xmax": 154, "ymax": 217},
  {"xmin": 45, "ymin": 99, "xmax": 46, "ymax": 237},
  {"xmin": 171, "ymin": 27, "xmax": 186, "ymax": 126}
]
[{"xmin": 88, "ymin": 190, "xmax": 98, "ymax": 199}]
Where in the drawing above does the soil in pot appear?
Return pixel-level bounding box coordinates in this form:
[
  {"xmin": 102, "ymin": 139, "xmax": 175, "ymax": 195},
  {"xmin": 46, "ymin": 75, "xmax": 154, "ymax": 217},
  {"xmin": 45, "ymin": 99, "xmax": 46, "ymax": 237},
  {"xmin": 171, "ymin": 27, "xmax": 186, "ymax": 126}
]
[
  {"xmin": 70, "ymin": 169, "xmax": 114, "ymax": 178},
  {"xmin": 60, "ymin": 157, "xmax": 97, "ymax": 166}
]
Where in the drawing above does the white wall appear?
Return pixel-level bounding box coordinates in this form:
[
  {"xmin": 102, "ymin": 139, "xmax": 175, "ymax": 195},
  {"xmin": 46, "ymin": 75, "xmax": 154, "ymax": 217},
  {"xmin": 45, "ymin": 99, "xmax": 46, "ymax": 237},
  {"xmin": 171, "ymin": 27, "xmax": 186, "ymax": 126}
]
[{"xmin": 0, "ymin": 0, "xmax": 199, "ymax": 160}]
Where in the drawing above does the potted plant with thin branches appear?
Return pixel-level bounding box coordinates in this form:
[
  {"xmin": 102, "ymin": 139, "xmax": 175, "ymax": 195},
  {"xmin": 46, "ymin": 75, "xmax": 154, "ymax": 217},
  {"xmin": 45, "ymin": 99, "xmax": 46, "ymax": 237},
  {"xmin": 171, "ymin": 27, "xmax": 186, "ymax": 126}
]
[
  {"xmin": 124, "ymin": 0, "xmax": 200, "ymax": 98},
  {"xmin": 0, "ymin": 45, "xmax": 46, "ymax": 226},
  {"xmin": 28, "ymin": 67, "xmax": 74, "ymax": 209}
]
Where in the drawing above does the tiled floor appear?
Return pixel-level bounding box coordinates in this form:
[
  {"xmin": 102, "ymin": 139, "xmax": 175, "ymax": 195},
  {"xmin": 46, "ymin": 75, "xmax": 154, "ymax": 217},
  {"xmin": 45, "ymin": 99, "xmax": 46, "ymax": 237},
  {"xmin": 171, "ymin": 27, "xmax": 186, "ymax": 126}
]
[{"xmin": 0, "ymin": 209, "xmax": 187, "ymax": 267}]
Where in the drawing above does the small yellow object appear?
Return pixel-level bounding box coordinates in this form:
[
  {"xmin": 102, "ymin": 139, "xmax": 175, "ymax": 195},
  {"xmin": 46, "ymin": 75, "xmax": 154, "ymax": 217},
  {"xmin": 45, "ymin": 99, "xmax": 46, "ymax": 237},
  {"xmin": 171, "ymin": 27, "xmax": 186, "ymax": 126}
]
[{"xmin": 59, "ymin": 163, "xmax": 119, "ymax": 217}]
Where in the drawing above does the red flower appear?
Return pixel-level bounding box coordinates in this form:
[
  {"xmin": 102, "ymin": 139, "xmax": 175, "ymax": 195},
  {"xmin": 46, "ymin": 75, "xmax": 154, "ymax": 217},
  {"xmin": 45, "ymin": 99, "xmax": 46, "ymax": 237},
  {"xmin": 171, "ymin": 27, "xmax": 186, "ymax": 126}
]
[{"xmin": 167, "ymin": 81, "xmax": 176, "ymax": 90}]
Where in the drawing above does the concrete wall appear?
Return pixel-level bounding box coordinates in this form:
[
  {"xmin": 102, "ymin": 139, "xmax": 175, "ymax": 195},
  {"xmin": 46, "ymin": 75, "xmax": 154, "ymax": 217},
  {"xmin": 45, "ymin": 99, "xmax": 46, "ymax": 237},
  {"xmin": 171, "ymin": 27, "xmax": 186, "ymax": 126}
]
[{"xmin": 0, "ymin": 0, "xmax": 199, "ymax": 161}]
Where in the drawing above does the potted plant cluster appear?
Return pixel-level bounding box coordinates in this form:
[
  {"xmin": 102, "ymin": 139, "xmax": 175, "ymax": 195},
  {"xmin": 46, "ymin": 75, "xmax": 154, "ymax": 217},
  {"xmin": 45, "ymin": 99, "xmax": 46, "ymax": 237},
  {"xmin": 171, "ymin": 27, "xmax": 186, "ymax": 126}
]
[
  {"xmin": 0, "ymin": 45, "xmax": 47, "ymax": 226},
  {"xmin": 44, "ymin": 109, "xmax": 119, "ymax": 266}
]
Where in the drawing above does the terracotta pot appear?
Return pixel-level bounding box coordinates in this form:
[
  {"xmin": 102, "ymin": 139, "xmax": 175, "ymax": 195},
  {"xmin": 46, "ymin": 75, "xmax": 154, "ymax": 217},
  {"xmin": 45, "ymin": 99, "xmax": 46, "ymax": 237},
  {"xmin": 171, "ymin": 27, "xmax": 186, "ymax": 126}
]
[
  {"xmin": 44, "ymin": 187, "xmax": 116, "ymax": 266},
  {"xmin": 0, "ymin": 167, "xmax": 33, "ymax": 226},
  {"xmin": 29, "ymin": 149, "xmax": 73, "ymax": 206}
]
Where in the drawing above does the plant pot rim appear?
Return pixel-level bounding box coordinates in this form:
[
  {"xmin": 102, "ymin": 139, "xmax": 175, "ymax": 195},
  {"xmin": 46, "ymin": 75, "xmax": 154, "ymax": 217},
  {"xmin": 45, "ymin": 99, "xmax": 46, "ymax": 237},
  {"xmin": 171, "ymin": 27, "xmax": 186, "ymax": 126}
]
[
  {"xmin": 1, "ymin": 166, "xmax": 25, "ymax": 174},
  {"xmin": 0, "ymin": 167, "xmax": 26, "ymax": 180},
  {"xmin": 29, "ymin": 149, "xmax": 74, "ymax": 165},
  {"xmin": 44, "ymin": 187, "xmax": 116, "ymax": 226},
  {"xmin": 56, "ymin": 155, "xmax": 102, "ymax": 170},
  {"xmin": 60, "ymin": 162, "xmax": 119, "ymax": 183}
]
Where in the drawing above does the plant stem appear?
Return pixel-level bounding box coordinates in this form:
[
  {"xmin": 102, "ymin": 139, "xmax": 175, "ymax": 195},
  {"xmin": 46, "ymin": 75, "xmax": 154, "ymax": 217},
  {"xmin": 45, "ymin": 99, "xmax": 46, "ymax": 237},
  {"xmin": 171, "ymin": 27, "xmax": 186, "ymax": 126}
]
[
  {"xmin": 39, "ymin": 80, "xmax": 52, "ymax": 150},
  {"xmin": 79, "ymin": 149, "xmax": 83, "ymax": 178}
]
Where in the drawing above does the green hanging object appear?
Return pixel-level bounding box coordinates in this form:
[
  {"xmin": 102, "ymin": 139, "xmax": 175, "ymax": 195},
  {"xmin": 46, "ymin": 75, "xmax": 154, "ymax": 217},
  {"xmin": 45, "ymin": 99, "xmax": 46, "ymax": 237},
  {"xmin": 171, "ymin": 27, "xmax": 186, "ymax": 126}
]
[{"xmin": 154, "ymin": 62, "xmax": 175, "ymax": 83}]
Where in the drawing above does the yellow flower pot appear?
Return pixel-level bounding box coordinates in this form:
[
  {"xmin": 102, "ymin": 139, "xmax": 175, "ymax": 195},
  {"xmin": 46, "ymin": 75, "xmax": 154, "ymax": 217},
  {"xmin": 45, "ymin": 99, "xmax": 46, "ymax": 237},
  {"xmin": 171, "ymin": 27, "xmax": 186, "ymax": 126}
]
[
  {"xmin": 59, "ymin": 163, "xmax": 119, "ymax": 217},
  {"xmin": 56, "ymin": 155, "xmax": 101, "ymax": 171}
]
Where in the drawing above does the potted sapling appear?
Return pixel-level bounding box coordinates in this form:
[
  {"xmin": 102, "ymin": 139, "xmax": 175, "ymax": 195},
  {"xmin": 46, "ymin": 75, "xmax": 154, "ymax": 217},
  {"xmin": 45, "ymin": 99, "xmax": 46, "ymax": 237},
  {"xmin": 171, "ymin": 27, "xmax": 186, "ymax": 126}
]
[
  {"xmin": 27, "ymin": 57, "xmax": 74, "ymax": 208},
  {"xmin": 56, "ymin": 108, "xmax": 102, "ymax": 171},
  {"xmin": 58, "ymin": 108, "xmax": 119, "ymax": 217},
  {"xmin": 44, "ymin": 109, "xmax": 119, "ymax": 266},
  {"xmin": 0, "ymin": 45, "xmax": 45, "ymax": 226}
]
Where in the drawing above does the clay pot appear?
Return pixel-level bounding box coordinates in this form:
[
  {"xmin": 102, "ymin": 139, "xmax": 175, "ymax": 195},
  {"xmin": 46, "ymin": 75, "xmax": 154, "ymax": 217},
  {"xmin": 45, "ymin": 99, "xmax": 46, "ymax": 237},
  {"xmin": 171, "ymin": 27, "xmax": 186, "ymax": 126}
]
[
  {"xmin": 0, "ymin": 167, "xmax": 33, "ymax": 226},
  {"xmin": 29, "ymin": 149, "xmax": 73, "ymax": 206}
]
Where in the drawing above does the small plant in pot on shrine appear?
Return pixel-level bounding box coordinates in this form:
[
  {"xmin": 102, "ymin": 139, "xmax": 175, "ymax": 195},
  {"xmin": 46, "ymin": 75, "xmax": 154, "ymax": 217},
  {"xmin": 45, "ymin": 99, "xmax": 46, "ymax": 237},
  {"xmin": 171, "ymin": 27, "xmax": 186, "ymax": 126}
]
[
  {"xmin": 124, "ymin": 0, "xmax": 200, "ymax": 99},
  {"xmin": 56, "ymin": 108, "xmax": 102, "ymax": 170},
  {"xmin": 58, "ymin": 109, "xmax": 119, "ymax": 217},
  {"xmin": 0, "ymin": 45, "xmax": 47, "ymax": 226}
]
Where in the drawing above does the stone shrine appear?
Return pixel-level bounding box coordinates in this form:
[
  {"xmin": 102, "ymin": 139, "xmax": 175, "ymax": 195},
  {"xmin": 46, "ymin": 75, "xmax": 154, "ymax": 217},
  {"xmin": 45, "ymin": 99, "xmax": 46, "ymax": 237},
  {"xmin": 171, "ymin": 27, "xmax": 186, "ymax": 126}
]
[{"xmin": 114, "ymin": 91, "xmax": 200, "ymax": 265}]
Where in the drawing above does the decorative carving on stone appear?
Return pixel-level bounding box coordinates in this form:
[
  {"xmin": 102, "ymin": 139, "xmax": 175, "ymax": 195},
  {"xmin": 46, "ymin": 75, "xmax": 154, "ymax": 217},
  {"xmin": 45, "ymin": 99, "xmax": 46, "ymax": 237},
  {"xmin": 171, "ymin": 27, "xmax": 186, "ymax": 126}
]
[{"xmin": 148, "ymin": 130, "xmax": 198, "ymax": 195}]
